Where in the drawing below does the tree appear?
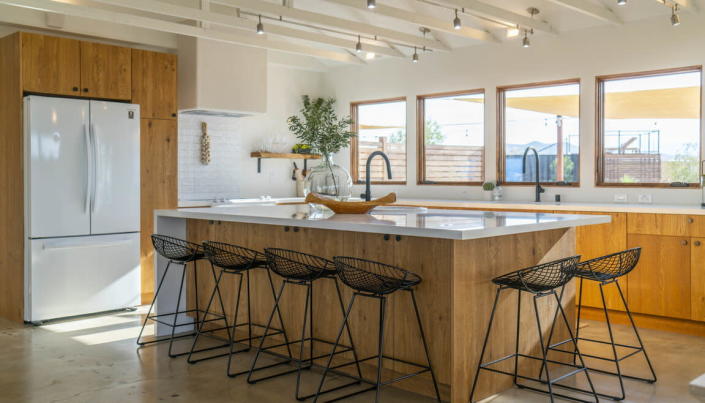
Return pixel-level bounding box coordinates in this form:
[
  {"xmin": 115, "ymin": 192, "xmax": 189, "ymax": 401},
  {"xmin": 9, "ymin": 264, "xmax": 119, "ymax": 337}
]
[
  {"xmin": 389, "ymin": 119, "xmax": 445, "ymax": 145},
  {"xmin": 665, "ymin": 143, "xmax": 699, "ymax": 183}
]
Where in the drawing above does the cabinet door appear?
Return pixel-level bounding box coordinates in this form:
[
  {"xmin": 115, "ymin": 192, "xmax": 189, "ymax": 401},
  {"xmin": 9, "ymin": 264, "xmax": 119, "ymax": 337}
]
[
  {"xmin": 21, "ymin": 32, "xmax": 80, "ymax": 96},
  {"xmin": 139, "ymin": 119, "xmax": 177, "ymax": 302},
  {"xmin": 566, "ymin": 212, "xmax": 627, "ymax": 311},
  {"xmin": 627, "ymin": 234, "xmax": 691, "ymax": 319},
  {"xmin": 80, "ymin": 41, "xmax": 131, "ymax": 100},
  {"xmin": 131, "ymin": 49, "xmax": 177, "ymax": 120},
  {"xmin": 692, "ymin": 238, "xmax": 705, "ymax": 322},
  {"xmin": 627, "ymin": 213, "xmax": 690, "ymax": 236}
]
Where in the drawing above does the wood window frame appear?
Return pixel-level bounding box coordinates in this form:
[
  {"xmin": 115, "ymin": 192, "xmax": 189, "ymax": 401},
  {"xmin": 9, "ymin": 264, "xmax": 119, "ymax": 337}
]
[
  {"xmin": 416, "ymin": 89, "xmax": 486, "ymax": 186},
  {"xmin": 595, "ymin": 65, "xmax": 703, "ymax": 188},
  {"xmin": 497, "ymin": 78, "xmax": 582, "ymax": 187},
  {"xmin": 350, "ymin": 96, "xmax": 408, "ymax": 185}
]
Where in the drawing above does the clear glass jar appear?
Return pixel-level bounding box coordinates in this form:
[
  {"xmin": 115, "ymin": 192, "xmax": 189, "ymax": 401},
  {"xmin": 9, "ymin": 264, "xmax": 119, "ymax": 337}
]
[{"xmin": 304, "ymin": 154, "xmax": 352, "ymax": 201}]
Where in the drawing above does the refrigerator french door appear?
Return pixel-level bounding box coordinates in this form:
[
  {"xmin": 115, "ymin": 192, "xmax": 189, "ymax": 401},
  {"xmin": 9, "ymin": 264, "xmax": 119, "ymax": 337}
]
[{"xmin": 24, "ymin": 96, "xmax": 141, "ymax": 323}]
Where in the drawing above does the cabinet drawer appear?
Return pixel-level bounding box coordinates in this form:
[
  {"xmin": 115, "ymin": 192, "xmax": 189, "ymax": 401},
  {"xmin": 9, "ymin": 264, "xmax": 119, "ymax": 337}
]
[{"xmin": 627, "ymin": 213, "xmax": 691, "ymax": 236}]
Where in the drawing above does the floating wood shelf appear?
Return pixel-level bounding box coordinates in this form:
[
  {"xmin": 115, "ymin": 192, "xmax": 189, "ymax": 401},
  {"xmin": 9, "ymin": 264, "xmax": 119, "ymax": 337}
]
[{"xmin": 250, "ymin": 152, "xmax": 321, "ymax": 173}]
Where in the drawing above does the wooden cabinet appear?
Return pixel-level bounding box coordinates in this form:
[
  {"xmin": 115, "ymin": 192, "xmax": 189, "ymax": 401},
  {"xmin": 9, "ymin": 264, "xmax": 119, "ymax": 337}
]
[
  {"xmin": 79, "ymin": 41, "xmax": 131, "ymax": 100},
  {"xmin": 691, "ymin": 237, "xmax": 705, "ymax": 321},
  {"xmin": 21, "ymin": 32, "xmax": 80, "ymax": 96},
  {"xmin": 20, "ymin": 33, "xmax": 131, "ymax": 100},
  {"xmin": 567, "ymin": 211, "xmax": 627, "ymax": 311},
  {"xmin": 131, "ymin": 49, "xmax": 177, "ymax": 119},
  {"xmin": 627, "ymin": 234, "xmax": 692, "ymax": 319},
  {"xmin": 139, "ymin": 119, "xmax": 178, "ymax": 302}
]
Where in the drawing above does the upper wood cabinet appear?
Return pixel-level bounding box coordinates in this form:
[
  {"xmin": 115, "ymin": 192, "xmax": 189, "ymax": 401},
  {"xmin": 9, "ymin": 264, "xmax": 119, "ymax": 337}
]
[
  {"xmin": 131, "ymin": 49, "xmax": 177, "ymax": 119},
  {"xmin": 79, "ymin": 41, "xmax": 131, "ymax": 100},
  {"xmin": 21, "ymin": 32, "xmax": 81, "ymax": 96},
  {"xmin": 20, "ymin": 33, "xmax": 131, "ymax": 100}
]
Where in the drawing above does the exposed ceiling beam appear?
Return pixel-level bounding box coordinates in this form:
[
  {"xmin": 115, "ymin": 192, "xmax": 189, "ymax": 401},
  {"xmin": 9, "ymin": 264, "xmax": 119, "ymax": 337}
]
[
  {"xmin": 210, "ymin": 0, "xmax": 450, "ymax": 51},
  {"xmin": 0, "ymin": 0, "xmax": 363, "ymax": 63},
  {"xmin": 544, "ymin": 0, "xmax": 623, "ymax": 25},
  {"xmin": 89, "ymin": 0, "xmax": 404, "ymax": 58},
  {"xmin": 437, "ymin": 0, "xmax": 556, "ymax": 34},
  {"xmin": 325, "ymin": 0, "xmax": 497, "ymax": 43}
]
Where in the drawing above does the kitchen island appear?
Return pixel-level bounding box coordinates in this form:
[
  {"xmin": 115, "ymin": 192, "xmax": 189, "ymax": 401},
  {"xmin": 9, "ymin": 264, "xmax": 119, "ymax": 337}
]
[{"xmin": 154, "ymin": 204, "xmax": 610, "ymax": 402}]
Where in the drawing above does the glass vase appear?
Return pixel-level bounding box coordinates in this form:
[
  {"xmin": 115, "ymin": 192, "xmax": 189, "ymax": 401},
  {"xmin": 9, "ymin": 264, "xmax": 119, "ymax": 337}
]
[{"xmin": 304, "ymin": 154, "xmax": 352, "ymax": 201}]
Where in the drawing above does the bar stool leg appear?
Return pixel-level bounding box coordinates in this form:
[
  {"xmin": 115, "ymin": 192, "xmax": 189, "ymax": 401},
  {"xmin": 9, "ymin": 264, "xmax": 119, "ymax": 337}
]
[
  {"xmin": 246, "ymin": 270, "xmax": 253, "ymax": 349},
  {"xmin": 247, "ymin": 280, "xmax": 290, "ymax": 383},
  {"xmin": 267, "ymin": 270, "xmax": 294, "ymax": 359},
  {"xmin": 616, "ymin": 282, "xmax": 657, "ymax": 383},
  {"xmin": 137, "ymin": 260, "xmax": 171, "ymax": 345},
  {"xmin": 600, "ymin": 283, "xmax": 626, "ymax": 400},
  {"xmin": 313, "ymin": 294, "xmax": 358, "ymax": 403},
  {"xmin": 375, "ymin": 296, "xmax": 388, "ymax": 403},
  {"xmin": 514, "ymin": 288, "xmax": 522, "ymax": 386},
  {"xmin": 574, "ymin": 277, "xmax": 585, "ymax": 366},
  {"xmin": 168, "ymin": 263, "xmax": 188, "ymax": 358},
  {"xmin": 334, "ymin": 279, "xmax": 364, "ymax": 381},
  {"xmin": 551, "ymin": 291, "xmax": 599, "ymax": 402},
  {"xmin": 294, "ymin": 283, "xmax": 313, "ymax": 400},
  {"xmin": 193, "ymin": 260, "xmax": 200, "ymax": 325},
  {"xmin": 410, "ymin": 289, "xmax": 442, "ymax": 402},
  {"xmin": 225, "ymin": 272, "xmax": 248, "ymax": 376},
  {"xmin": 468, "ymin": 287, "xmax": 503, "ymax": 403},
  {"xmin": 531, "ymin": 294, "xmax": 555, "ymax": 402},
  {"xmin": 188, "ymin": 268, "xmax": 224, "ymax": 363}
]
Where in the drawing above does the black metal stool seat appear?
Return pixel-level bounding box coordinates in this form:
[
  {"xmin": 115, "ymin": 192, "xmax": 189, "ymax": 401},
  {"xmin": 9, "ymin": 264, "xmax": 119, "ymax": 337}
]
[
  {"xmin": 247, "ymin": 248, "xmax": 363, "ymax": 401},
  {"xmin": 313, "ymin": 256, "xmax": 442, "ymax": 403},
  {"xmin": 544, "ymin": 248, "xmax": 657, "ymax": 401},
  {"xmin": 187, "ymin": 241, "xmax": 288, "ymax": 373},
  {"xmin": 137, "ymin": 235, "xmax": 230, "ymax": 359},
  {"xmin": 469, "ymin": 255, "xmax": 600, "ymax": 403}
]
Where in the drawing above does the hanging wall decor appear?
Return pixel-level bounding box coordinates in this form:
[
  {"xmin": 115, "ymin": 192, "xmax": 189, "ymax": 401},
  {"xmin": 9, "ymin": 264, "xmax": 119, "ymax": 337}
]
[{"xmin": 200, "ymin": 121, "xmax": 211, "ymax": 165}]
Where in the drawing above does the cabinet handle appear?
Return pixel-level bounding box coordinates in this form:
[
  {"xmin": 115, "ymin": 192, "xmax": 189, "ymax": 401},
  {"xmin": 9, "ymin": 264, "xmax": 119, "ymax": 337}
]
[
  {"xmin": 696, "ymin": 241, "xmax": 702, "ymax": 247},
  {"xmin": 383, "ymin": 234, "xmax": 390, "ymax": 241},
  {"xmin": 293, "ymin": 227, "xmax": 300, "ymax": 233},
  {"xmin": 72, "ymin": 86, "xmax": 79, "ymax": 92},
  {"xmin": 284, "ymin": 226, "xmax": 290, "ymax": 232},
  {"xmin": 83, "ymin": 88, "xmax": 88, "ymax": 93},
  {"xmin": 395, "ymin": 235, "xmax": 402, "ymax": 242},
  {"xmin": 688, "ymin": 217, "xmax": 695, "ymax": 224},
  {"xmin": 171, "ymin": 113, "xmax": 177, "ymax": 117},
  {"xmin": 681, "ymin": 240, "xmax": 689, "ymax": 246}
]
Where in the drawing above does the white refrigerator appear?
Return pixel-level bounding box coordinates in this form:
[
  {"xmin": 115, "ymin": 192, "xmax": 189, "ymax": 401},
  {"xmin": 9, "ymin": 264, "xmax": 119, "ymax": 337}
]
[{"xmin": 24, "ymin": 95, "xmax": 141, "ymax": 323}]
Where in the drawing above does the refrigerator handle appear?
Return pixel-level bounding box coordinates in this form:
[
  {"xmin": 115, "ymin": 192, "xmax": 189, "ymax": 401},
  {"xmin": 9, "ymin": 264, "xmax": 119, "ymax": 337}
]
[
  {"xmin": 83, "ymin": 123, "xmax": 92, "ymax": 214},
  {"xmin": 90, "ymin": 123, "xmax": 98, "ymax": 214}
]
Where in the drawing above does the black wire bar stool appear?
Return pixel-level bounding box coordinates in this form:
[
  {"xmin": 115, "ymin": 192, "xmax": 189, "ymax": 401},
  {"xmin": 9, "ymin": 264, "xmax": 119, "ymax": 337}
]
[
  {"xmin": 247, "ymin": 248, "xmax": 363, "ymax": 401},
  {"xmin": 313, "ymin": 256, "xmax": 442, "ymax": 403},
  {"xmin": 469, "ymin": 255, "xmax": 600, "ymax": 403},
  {"xmin": 137, "ymin": 235, "xmax": 230, "ymax": 358},
  {"xmin": 542, "ymin": 248, "xmax": 657, "ymax": 401},
  {"xmin": 186, "ymin": 241, "xmax": 289, "ymax": 374}
]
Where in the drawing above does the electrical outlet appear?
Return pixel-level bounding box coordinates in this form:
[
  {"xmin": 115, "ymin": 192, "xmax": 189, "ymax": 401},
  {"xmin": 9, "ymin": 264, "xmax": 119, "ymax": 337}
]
[
  {"xmin": 613, "ymin": 194, "xmax": 628, "ymax": 203},
  {"xmin": 637, "ymin": 194, "xmax": 653, "ymax": 204}
]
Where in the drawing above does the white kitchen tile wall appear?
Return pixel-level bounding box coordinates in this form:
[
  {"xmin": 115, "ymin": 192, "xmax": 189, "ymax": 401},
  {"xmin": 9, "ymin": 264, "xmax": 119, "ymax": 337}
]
[{"xmin": 178, "ymin": 64, "xmax": 326, "ymax": 202}]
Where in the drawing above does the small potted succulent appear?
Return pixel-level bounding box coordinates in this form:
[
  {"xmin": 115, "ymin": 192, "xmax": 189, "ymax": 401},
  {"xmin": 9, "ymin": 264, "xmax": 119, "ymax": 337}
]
[{"xmin": 482, "ymin": 181, "xmax": 504, "ymax": 201}]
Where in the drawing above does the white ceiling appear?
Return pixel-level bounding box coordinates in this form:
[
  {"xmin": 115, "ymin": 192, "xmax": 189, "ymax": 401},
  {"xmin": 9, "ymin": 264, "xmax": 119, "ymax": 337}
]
[{"xmin": 0, "ymin": 0, "xmax": 700, "ymax": 66}]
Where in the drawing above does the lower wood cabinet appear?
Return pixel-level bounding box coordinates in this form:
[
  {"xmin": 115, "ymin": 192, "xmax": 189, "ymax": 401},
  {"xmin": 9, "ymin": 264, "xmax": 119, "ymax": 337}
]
[
  {"xmin": 691, "ymin": 238, "xmax": 705, "ymax": 321},
  {"xmin": 627, "ymin": 234, "xmax": 692, "ymax": 320}
]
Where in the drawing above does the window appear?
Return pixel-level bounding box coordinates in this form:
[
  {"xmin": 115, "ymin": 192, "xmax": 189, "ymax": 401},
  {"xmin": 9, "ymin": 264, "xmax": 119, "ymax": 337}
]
[
  {"xmin": 350, "ymin": 98, "xmax": 406, "ymax": 184},
  {"xmin": 417, "ymin": 90, "xmax": 485, "ymax": 184},
  {"xmin": 597, "ymin": 67, "xmax": 701, "ymax": 186},
  {"xmin": 498, "ymin": 80, "xmax": 580, "ymax": 185}
]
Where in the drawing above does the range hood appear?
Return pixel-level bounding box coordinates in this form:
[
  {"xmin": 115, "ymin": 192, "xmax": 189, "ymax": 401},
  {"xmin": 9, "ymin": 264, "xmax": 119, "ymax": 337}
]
[{"xmin": 178, "ymin": 36, "xmax": 267, "ymax": 117}]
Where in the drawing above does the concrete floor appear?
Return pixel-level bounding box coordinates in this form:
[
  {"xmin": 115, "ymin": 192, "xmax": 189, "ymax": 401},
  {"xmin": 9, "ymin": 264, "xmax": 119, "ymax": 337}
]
[{"xmin": 0, "ymin": 307, "xmax": 703, "ymax": 403}]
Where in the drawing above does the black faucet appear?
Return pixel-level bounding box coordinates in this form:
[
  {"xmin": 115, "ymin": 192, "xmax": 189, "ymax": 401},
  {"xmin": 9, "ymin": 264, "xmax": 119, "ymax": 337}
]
[
  {"xmin": 521, "ymin": 146, "xmax": 545, "ymax": 203},
  {"xmin": 360, "ymin": 151, "xmax": 392, "ymax": 201}
]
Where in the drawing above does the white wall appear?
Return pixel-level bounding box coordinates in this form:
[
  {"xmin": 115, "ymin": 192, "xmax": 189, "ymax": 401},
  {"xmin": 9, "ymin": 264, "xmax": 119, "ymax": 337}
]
[
  {"xmin": 325, "ymin": 15, "xmax": 705, "ymax": 205},
  {"xmin": 179, "ymin": 64, "xmax": 327, "ymax": 201}
]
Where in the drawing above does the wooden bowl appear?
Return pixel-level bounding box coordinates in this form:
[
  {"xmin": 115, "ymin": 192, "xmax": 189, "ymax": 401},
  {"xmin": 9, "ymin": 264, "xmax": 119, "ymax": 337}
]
[{"xmin": 304, "ymin": 192, "xmax": 397, "ymax": 214}]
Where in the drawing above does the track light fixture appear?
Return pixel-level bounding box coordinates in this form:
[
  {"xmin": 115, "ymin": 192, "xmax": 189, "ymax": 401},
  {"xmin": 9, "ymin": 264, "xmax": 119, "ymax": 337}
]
[
  {"xmin": 671, "ymin": 4, "xmax": 680, "ymax": 26},
  {"xmin": 367, "ymin": 0, "xmax": 376, "ymax": 9},
  {"xmin": 355, "ymin": 35, "xmax": 362, "ymax": 53},
  {"xmin": 412, "ymin": 46, "xmax": 419, "ymax": 63},
  {"xmin": 256, "ymin": 15, "xmax": 264, "ymax": 34},
  {"xmin": 522, "ymin": 30, "xmax": 531, "ymax": 48},
  {"xmin": 453, "ymin": 9, "xmax": 461, "ymax": 30},
  {"xmin": 617, "ymin": 0, "xmax": 627, "ymax": 5},
  {"xmin": 521, "ymin": 7, "xmax": 538, "ymax": 48}
]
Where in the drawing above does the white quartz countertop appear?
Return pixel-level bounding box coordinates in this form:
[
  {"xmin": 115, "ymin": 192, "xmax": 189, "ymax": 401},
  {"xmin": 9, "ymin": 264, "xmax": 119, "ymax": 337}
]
[{"xmin": 156, "ymin": 204, "xmax": 610, "ymax": 240}]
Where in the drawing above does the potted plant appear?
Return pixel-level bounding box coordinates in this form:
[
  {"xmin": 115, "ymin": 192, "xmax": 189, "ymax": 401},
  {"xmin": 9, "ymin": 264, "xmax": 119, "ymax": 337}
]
[
  {"xmin": 482, "ymin": 181, "xmax": 504, "ymax": 201},
  {"xmin": 288, "ymin": 95, "xmax": 355, "ymax": 200}
]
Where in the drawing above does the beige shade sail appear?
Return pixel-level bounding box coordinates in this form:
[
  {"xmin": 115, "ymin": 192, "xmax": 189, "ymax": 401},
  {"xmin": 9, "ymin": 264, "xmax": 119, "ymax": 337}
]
[{"xmin": 456, "ymin": 86, "xmax": 700, "ymax": 119}]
